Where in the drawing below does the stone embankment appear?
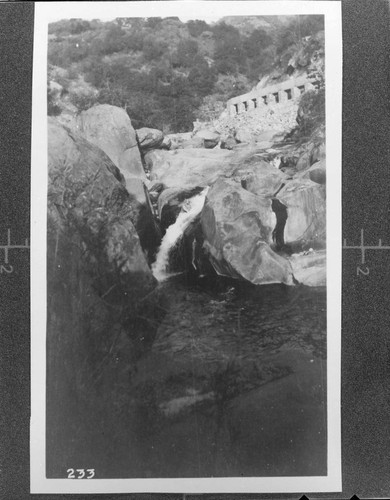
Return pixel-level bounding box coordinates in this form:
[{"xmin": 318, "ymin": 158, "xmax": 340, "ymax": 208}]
[{"xmin": 227, "ymin": 76, "xmax": 313, "ymax": 116}]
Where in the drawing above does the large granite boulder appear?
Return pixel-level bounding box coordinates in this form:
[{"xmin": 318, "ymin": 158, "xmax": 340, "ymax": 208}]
[
  {"xmin": 47, "ymin": 117, "xmax": 155, "ymax": 296},
  {"xmin": 234, "ymin": 158, "xmax": 287, "ymax": 197},
  {"xmin": 47, "ymin": 118, "xmax": 161, "ymax": 473},
  {"xmin": 221, "ymin": 135, "xmax": 238, "ymax": 150},
  {"xmin": 165, "ymin": 132, "xmax": 204, "ymax": 150},
  {"xmin": 308, "ymin": 160, "xmax": 326, "ymax": 185},
  {"xmin": 276, "ymin": 178, "xmax": 326, "ymax": 250},
  {"xmin": 297, "ymin": 159, "xmax": 326, "ymax": 185},
  {"xmin": 309, "ymin": 142, "xmax": 326, "ymax": 165},
  {"xmin": 201, "ymin": 178, "xmax": 294, "ymax": 285},
  {"xmin": 161, "ymin": 135, "xmax": 172, "ymax": 150},
  {"xmin": 118, "ymin": 148, "xmax": 147, "ymax": 182},
  {"xmin": 194, "ymin": 129, "xmax": 220, "ymax": 148},
  {"xmin": 295, "ymin": 150, "xmax": 311, "ymax": 172},
  {"xmin": 288, "ymin": 250, "xmax": 326, "ymax": 287},
  {"xmin": 235, "ymin": 128, "xmax": 281, "ymax": 145},
  {"xmin": 74, "ymin": 104, "xmax": 144, "ymax": 182},
  {"xmin": 72, "ymin": 105, "xmax": 159, "ymax": 254},
  {"xmin": 48, "ymin": 80, "xmax": 63, "ymax": 101},
  {"xmin": 136, "ymin": 127, "xmax": 164, "ymax": 151}
]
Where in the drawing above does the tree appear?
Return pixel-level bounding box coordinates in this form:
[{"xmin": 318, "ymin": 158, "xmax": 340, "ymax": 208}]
[
  {"xmin": 213, "ymin": 23, "xmax": 245, "ymax": 75},
  {"xmin": 188, "ymin": 56, "xmax": 217, "ymax": 96},
  {"xmin": 296, "ymin": 88, "xmax": 325, "ymax": 137},
  {"xmin": 122, "ymin": 30, "xmax": 144, "ymax": 52},
  {"xmin": 68, "ymin": 19, "xmax": 91, "ymax": 35},
  {"xmin": 245, "ymin": 45, "xmax": 277, "ymax": 82},
  {"xmin": 276, "ymin": 15, "xmax": 324, "ymax": 55},
  {"xmin": 101, "ymin": 25, "xmax": 126, "ymax": 55},
  {"xmin": 243, "ymin": 28, "xmax": 273, "ymax": 58},
  {"xmin": 142, "ymin": 36, "xmax": 167, "ymax": 61},
  {"xmin": 145, "ymin": 17, "xmax": 163, "ymax": 29},
  {"xmin": 172, "ymin": 38, "xmax": 199, "ymax": 67},
  {"xmin": 186, "ymin": 19, "xmax": 209, "ymax": 37}
]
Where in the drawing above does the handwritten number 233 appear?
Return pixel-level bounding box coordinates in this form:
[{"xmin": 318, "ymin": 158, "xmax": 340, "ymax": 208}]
[{"xmin": 67, "ymin": 468, "xmax": 95, "ymax": 479}]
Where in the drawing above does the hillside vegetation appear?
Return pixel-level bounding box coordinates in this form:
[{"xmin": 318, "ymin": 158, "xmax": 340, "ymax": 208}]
[{"xmin": 47, "ymin": 15, "xmax": 324, "ymax": 132}]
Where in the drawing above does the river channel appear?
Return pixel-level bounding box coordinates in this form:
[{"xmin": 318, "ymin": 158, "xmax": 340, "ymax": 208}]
[{"xmin": 125, "ymin": 273, "xmax": 327, "ymax": 478}]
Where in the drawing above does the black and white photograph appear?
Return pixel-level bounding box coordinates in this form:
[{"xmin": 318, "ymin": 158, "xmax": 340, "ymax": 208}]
[{"xmin": 30, "ymin": 1, "xmax": 342, "ymax": 494}]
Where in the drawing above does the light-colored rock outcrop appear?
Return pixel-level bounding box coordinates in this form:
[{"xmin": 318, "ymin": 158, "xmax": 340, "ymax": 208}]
[
  {"xmin": 194, "ymin": 129, "xmax": 220, "ymax": 148},
  {"xmin": 48, "ymin": 117, "xmax": 154, "ymax": 281},
  {"xmin": 118, "ymin": 148, "xmax": 147, "ymax": 182},
  {"xmin": 308, "ymin": 160, "xmax": 326, "ymax": 185},
  {"xmin": 234, "ymin": 158, "xmax": 287, "ymax": 197},
  {"xmin": 277, "ymin": 178, "xmax": 326, "ymax": 250},
  {"xmin": 74, "ymin": 104, "xmax": 144, "ymax": 183},
  {"xmin": 145, "ymin": 148, "xmax": 234, "ymax": 190},
  {"xmin": 201, "ymin": 178, "xmax": 294, "ymax": 285},
  {"xmin": 136, "ymin": 127, "xmax": 164, "ymax": 151},
  {"xmin": 289, "ymin": 250, "xmax": 326, "ymax": 286}
]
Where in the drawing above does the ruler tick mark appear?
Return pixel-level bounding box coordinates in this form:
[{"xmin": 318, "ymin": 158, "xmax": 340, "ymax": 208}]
[
  {"xmin": 0, "ymin": 229, "xmax": 30, "ymax": 274},
  {"xmin": 343, "ymin": 228, "xmax": 390, "ymax": 276}
]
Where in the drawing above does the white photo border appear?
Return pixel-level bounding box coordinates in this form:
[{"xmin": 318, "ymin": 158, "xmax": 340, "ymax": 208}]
[{"xmin": 31, "ymin": 1, "xmax": 342, "ymax": 494}]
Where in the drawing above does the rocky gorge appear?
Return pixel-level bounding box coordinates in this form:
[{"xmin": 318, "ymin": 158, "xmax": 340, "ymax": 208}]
[{"xmin": 47, "ymin": 78, "xmax": 327, "ymax": 477}]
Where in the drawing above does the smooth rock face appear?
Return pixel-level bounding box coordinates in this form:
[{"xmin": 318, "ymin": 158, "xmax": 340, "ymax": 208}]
[
  {"xmin": 165, "ymin": 132, "xmax": 193, "ymax": 149},
  {"xmin": 277, "ymin": 178, "xmax": 326, "ymax": 250},
  {"xmin": 145, "ymin": 149, "xmax": 234, "ymax": 190},
  {"xmin": 235, "ymin": 158, "xmax": 287, "ymax": 197},
  {"xmin": 308, "ymin": 159, "xmax": 326, "ymax": 185},
  {"xmin": 201, "ymin": 178, "xmax": 294, "ymax": 285},
  {"xmin": 145, "ymin": 150, "xmax": 172, "ymax": 181},
  {"xmin": 119, "ymin": 147, "xmax": 147, "ymax": 182},
  {"xmin": 194, "ymin": 129, "xmax": 220, "ymax": 141},
  {"xmin": 221, "ymin": 136, "xmax": 238, "ymax": 150},
  {"xmin": 161, "ymin": 136, "xmax": 172, "ymax": 150},
  {"xmin": 47, "ymin": 117, "xmax": 154, "ymax": 286},
  {"xmin": 256, "ymin": 140, "xmax": 274, "ymax": 149},
  {"xmin": 48, "ymin": 80, "xmax": 63, "ymax": 100},
  {"xmin": 74, "ymin": 104, "xmax": 143, "ymax": 174},
  {"xmin": 309, "ymin": 142, "xmax": 326, "ymax": 165},
  {"xmin": 136, "ymin": 127, "xmax": 164, "ymax": 151},
  {"xmin": 194, "ymin": 129, "xmax": 220, "ymax": 148},
  {"xmin": 180, "ymin": 137, "xmax": 205, "ymax": 149},
  {"xmin": 235, "ymin": 128, "xmax": 280, "ymax": 145},
  {"xmin": 289, "ymin": 250, "xmax": 326, "ymax": 286},
  {"xmin": 70, "ymin": 105, "xmax": 158, "ymax": 254},
  {"xmin": 235, "ymin": 128, "xmax": 255, "ymax": 144},
  {"xmin": 295, "ymin": 151, "xmax": 311, "ymax": 171}
]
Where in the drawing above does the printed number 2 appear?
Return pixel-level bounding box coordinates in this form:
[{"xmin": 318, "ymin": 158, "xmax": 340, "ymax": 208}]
[
  {"xmin": 357, "ymin": 265, "xmax": 369, "ymax": 277},
  {"xmin": 0, "ymin": 264, "xmax": 13, "ymax": 274},
  {"xmin": 67, "ymin": 468, "xmax": 95, "ymax": 479}
]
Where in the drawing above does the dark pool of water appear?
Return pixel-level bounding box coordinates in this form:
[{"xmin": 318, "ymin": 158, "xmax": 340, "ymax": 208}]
[{"xmin": 125, "ymin": 274, "xmax": 327, "ymax": 478}]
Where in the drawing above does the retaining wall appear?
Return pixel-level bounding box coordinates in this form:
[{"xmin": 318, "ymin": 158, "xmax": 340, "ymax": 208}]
[{"xmin": 227, "ymin": 76, "xmax": 313, "ymax": 116}]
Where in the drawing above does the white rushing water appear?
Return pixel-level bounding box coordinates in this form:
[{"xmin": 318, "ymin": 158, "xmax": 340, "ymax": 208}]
[{"xmin": 152, "ymin": 188, "xmax": 209, "ymax": 281}]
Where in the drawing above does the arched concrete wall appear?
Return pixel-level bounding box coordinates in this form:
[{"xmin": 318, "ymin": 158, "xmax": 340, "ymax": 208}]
[{"xmin": 227, "ymin": 76, "xmax": 314, "ymax": 116}]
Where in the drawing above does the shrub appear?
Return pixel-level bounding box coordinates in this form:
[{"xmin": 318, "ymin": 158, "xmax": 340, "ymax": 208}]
[
  {"xmin": 187, "ymin": 19, "xmax": 210, "ymax": 37},
  {"xmin": 69, "ymin": 92, "xmax": 98, "ymax": 111},
  {"xmin": 296, "ymin": 88, "xmax": 325, "ymax": 136}
]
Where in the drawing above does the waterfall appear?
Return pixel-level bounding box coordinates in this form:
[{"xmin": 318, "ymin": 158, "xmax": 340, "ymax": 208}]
[{"xmin": 152, "ymin": 188, "xmax": 209, "ymax": 281}]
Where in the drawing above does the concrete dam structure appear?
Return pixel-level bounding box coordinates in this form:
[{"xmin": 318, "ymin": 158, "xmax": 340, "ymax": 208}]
[{"xmin": 227, "ymin": 76, "xmax": 313, "ymax": 116}]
